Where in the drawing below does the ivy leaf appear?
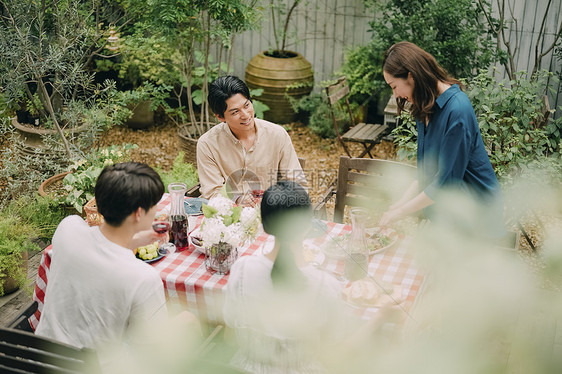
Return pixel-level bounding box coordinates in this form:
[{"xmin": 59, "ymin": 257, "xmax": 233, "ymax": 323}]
[
  {"xmin": 231, "ymin": 206, "xmax": 242, "ymax": 223},
  {"xmin": 202, "ymin": 204, "xmax": 217, "ymax": 218},
  {"xmin": 223, "ymin": 215, "xmax": 233, "ymax": 226}
]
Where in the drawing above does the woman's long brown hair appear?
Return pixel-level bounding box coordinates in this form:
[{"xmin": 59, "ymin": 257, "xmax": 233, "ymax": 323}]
[{"xmin": 382, "ymin": 42, "xmax": 462, "ymax": 123}]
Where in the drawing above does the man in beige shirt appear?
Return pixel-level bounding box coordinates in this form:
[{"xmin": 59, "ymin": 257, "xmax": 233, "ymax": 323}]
[{"xmin": 197, "ymin": 76, "xmax": 306, "ymax": 202}]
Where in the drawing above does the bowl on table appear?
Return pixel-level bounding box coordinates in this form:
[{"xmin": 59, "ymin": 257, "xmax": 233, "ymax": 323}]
[{"xmin": 189, "ymin": 227, "xmax": 205, "ymax": 254}]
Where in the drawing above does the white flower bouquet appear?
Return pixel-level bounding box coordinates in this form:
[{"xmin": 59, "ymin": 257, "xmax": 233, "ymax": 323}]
[{"xmin": 200, "ymin": 196, "xmax": 260, "ymax": 273}]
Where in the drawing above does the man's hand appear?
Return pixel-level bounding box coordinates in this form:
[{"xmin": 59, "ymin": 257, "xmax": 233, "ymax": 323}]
[{"xmin": 131, "ymin": 229, "xmax": 168, "ymax": 250}]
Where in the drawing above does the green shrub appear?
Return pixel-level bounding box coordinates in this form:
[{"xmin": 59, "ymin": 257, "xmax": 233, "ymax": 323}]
[
  {"xmin": 464, "ymin": 69, "xmax": 560, "ymax": 180},
  {"xmin": 339, "ymin": 0, "xmax": 499, "ymax": 115},
  {"xmin": 157, "ymin": 152, "xmax": 199, "ymax": 192},
  {"xmin": 290, "ymin": 91, "xmax": 355, "ymax": 139},
  {"xmin": 5, "ymin": 195, "xmax": 67, "ymax": 241},
  {"xmin": 390, "ymin": 111, "xmax": 418, "ymax": 161},
  {"xmin": 0, "ymin": 199, "xmax": 42, "ymax": 296}
]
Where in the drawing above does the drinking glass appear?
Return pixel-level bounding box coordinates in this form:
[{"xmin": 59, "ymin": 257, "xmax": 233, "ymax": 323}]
[{"xmin": 344, "ymin": 208, "xmax": 370, "ymax": 281}]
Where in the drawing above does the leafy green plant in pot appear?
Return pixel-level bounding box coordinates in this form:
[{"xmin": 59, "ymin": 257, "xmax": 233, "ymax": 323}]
[
  {"xmin": 245, "ymin": 0, "xmax": 314, "ymax": 124},
  {"xmin": 40, "ymin": 144, "xmax": 138, "ymax": 214},
  {"xmin": 0, "ymin": 0, "xmax": 132, "ymax": 158},
  {"xmin": 0, "ymin": 1, "xmax": 136, "ymax": 201},
  {"xmin": 137, "ymin": 0, "xmax": 259, "ymax": 164},
  {"xmin": 95, "ymin": 27, "xmax": 180, "ymax": 129}
]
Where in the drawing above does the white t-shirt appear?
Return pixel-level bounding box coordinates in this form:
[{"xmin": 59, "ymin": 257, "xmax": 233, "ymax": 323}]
[
  {"xmin": 223, "ymin": 252, "xmax": 343, "ymax": 373},
  {"xmin": 36, "ymin": 216, "xmax": 167, "ymax": 350}
]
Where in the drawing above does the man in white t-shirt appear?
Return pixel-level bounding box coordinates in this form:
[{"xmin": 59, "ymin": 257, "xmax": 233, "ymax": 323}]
[{"xmin": 36, "ymin": 162, "xmax": 171, "ymax": 351}]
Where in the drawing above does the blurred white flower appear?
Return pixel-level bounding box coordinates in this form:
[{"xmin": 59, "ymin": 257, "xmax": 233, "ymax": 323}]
[
  {"xmin": 201, "ymin": 196, "xmax": 259, "ymax": 248},
  {"xmin": 208, "ymin": 195, "xmax": 234, "ymax": 216}
]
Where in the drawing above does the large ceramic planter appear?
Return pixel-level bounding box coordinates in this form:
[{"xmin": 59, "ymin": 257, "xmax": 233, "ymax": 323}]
[
  {"xmin": 125, "ymin": 100, "xmax": 154, "ymax": 130},
  {"xmin": 0, "ymin": 251, "xmax": 28, "ymax": 296},
  {"xmin": 177, "ymin": 122, "xmax": 217, "ymax": 167},
  {"xmin": 12, "ymin": 117, "xmax": 88, "ymax": 159},
  {"xmin": 245, "ymin": 51, "xmax": 314, "ymax": 124}
]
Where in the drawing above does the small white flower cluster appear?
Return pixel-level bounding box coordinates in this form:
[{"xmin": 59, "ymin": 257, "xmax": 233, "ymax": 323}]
[
  {"xmin": 200, "ymin": 196, "xmax": 259, "ymax": 248},
  {"xmin": 207, "ymin": 195, "xmax": 234, "ymax": 216},
  {"xmin": 240, "ymin": 206, "xmax": 260, "ymax": 239}
]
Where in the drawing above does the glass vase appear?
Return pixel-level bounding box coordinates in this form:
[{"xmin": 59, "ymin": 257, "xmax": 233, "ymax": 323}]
[{"xmin": 205, "ymin": 242, "xmax": 238, "ymax": 275}]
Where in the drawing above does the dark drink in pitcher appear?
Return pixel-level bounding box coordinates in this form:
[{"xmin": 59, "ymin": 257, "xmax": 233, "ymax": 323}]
[{"xmin": 170, "ymin": 215, "xmax": 189, "ymax": 251}]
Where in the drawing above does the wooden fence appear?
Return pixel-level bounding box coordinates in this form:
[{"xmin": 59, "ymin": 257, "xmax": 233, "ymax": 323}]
[{"xmin": 216, "ymin": 0, "xmax": 561, "ymax": 117}]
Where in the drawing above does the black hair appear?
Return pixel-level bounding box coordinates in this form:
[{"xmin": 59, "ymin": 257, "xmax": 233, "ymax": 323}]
[
  {"xmin": 95, "ymin": 162, "xmax": 164, "ymax": 226},
  {"xmin": 261, "ymin": 180, "xmax": 311, "ymax": 290},
  {"xmin": 208, "ymin": 75, "xmax": 251, "ymax": 118}
]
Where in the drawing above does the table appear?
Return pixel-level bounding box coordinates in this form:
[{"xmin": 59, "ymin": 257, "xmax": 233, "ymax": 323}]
[{"xmin": 30, "ymin": 194, "xmax": 424, "ymax": 329}]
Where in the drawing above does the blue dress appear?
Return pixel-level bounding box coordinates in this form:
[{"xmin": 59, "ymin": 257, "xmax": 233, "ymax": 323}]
[{"xmin": 417, "ymin": 84, "xmax": 505, "ymax": 237}]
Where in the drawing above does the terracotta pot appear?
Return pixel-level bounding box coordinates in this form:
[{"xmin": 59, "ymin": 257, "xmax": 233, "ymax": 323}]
[
  {"xmin": 12, "ymin": 117, "xmax": 88, "ymax": 159},
  {"xmin": 38, "ymin": 171, "xmax": 82, "ymax": 217},
  {"xmin": 38, "ymin": 171, "xmax": 71, "ymax": 198},
  {"xmin": 245, "ymin": 51, "xmax": 314, "ymax": 124},
  {"xmin": 0, "ymin": 251, "xmax": 28, "ymax": 296}
]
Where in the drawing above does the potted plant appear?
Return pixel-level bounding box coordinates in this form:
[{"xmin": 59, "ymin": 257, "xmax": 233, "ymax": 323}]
[
  {"xmin": 0, "ymin": 0, "xmax": 133, "ymax": 159},
  {"xmin": 133, "ymin": 1, "xmax": 259, "ymax": 164},
  {"xmin": 94, "ymin": 28, "xmax": 179, "ymax": 129},
  {"xmin": 245, "ymin": 0, "xmax": 314, "ymax": 124},
  {"xmin": 38, "ymin": 144, "xmax": 138, "ymax": 214}
]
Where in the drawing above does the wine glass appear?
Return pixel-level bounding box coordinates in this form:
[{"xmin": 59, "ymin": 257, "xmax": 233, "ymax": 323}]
[{"xmin": 152, "ymin": 219, "xmax": 171, "ymax": 254}]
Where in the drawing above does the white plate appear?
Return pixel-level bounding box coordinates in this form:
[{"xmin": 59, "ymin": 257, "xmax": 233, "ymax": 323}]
[
  {"xmin": 302, "ymin": 243, "xmax": 325, "ymax": 266},
  {"xmin": 365, "ymin": 227, "xmax": 399, "ymax": 255},
  {"xmin": 342, "ymin": 279, "xmax": 403, "ymax": 308},
  {"xmin": 189, "ymin": 227, "xmax": 205, "ymax": 254}
]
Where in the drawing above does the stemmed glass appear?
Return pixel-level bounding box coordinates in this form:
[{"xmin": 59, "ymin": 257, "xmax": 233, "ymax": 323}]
[{"xmin": 152, "ymin": 217, "xmax": 174, "ymax": 254}]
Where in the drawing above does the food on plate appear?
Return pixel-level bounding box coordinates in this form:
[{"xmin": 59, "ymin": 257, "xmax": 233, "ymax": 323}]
[
  {"xmin": 302, "ymin": 243, "xmax": 320, "ymax": 263},
  {"xmin": 136, "ymin": 241, "xmax": 159, "ymax": 261},
  {"xmin": 191, "ymin": 235, "xmax": 203, "ymax": 247},
  {"xmin": 342, "ymin": 279, "xmax": 398, "ymax": 307},
  {"xmin": 366, "ymin": 227, "xmax": 398, "ymax": 252}
]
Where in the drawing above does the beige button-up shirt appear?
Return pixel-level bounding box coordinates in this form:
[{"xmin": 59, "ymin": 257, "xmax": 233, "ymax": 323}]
[{"xmin": 196, "ymin": 119, "xmax": 306, "ymax": 199}]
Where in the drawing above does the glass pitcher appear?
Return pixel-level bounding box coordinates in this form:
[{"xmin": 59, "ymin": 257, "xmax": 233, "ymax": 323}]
[
  {"xmin": 344, "ymin": 207, "xmax": 369, "ymax": 281},
  {"xmin": 168, "ymin": 182, "xmax": 189, "ymax": 251}
]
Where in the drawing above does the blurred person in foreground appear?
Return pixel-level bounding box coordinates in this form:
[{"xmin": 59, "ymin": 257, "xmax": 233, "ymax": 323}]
[
  {"xmin": 379, "ymin": 41, "xmax": 505, "ymax": 239},
  {"xmin": 223, "ymin": 180, "xmax": 342, "ymax": 373},
  {"xmin": 223, "ymin": 180, "xmax": 402, "ymax": 373},
  {"xmin": 36, "ymin": 162, "xmax": 200, "ymax": 368},
  {"xmin": 197, "ymin": 75, "xmax": 306, "ymax": 204}
]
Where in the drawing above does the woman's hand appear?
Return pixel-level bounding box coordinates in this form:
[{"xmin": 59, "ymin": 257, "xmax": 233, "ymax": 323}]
[{"xmin": 379, "ymin": 208, "xmax": 403, "ymax": 227}]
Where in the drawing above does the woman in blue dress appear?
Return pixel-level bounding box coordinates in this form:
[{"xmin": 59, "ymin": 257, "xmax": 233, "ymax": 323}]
[{"xmin": 379, "ymin": 42, "xmax": 505, "ymax": 238}]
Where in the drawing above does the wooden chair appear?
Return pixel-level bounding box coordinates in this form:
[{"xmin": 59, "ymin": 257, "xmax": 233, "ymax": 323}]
[
  {"xmin": 326, "ymin": 77, "xmax": 389, "ymax": 158},
  {"xmin": 314, "ymin": 156, "xmax": 416, "ymax": 223},
  {"xmin": 187, "ymin": 157, "xmax": 307, "ymax": 198},
  {"xmin": 0, "ymin": 327, "xmax": 101, "ymax": 373},
  {"xmin": 5, "ymin": 301, "xmax": 37, "ymax": 332}
]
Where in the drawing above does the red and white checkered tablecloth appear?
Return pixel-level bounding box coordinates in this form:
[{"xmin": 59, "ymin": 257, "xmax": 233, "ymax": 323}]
[{"xmin": 30, "ymin": 194, "xmax": 424, "ymax": 329}]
